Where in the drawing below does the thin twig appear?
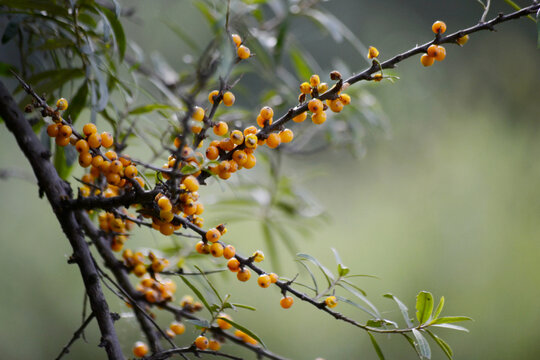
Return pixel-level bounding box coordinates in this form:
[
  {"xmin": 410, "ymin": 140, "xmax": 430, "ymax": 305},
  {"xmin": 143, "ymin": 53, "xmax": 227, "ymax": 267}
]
[{"xmin": 55, "ymin": 312, "xmax": 96, "ymax": 360}]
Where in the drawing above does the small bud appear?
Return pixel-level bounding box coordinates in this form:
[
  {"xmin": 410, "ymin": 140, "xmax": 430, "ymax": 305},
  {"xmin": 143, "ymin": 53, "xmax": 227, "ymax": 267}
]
[{"xmin": 330, "ymin": 70, "xmax": 342, "ymax": 80}]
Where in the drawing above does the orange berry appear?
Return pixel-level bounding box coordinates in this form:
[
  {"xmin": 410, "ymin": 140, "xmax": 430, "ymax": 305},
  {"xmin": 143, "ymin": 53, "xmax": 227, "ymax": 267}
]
[
  {"xmin": 87, "ymin": 132, "xmax": 101, "ymax": 148},
  {"xmin": 56, "ymin": 98, "xmax": 68, "ymax": 111},
  {"xmin": 328, "ymin": 99, "xmax": 343, "ymax": 113},
  {"xmin": 105, "ymin": 150, "xmax": 117, "ymax": 161},
  {"xmin": 206, "ymin": 228, "xmax": 221, "ymax": 243},
  {"xmin": 367, "ymin": 46, "xmax": 379, "ymax": 59},
  {"xmin": 133, "ymin": 263, "xmax": 147, "ymax": 277},
  {"xmin": 237, "ymin": 268, "xmax": 251, "ymax": 282},
  {"xmin": 457, "ymin": 34, "xmax": 469, "ymax": 46},
  {"xmin": 311, "ymin": 111, "xmax": 327, "ymax": 125},
  {"xmin": 183, "ymin": 175, "xmax": 199, "ymax": 192},
  {"xmin": 252, "ymin": 250, "xmax": 264, "ymax": 262},
  {"xmin": 195, "ymin": 241, "xmax": 210, "ymax": 254},
  {"xmin": 339, "ymin": 93, "xmax": 351, "ymax": 105},
  {"xmin": 192, "ymin": 106, "xmax": 205, "ymax": 121},
  {"xmin": 230, "ymin": 130, "xmax": 244, "ymax": 145},
  {"xmin": 209, "ymin": 340, "xmax": 221, "ymax": 351},
  {"xmin": 227, "ymin": 258, "xmax": 240, "ymax": 272},
  {"xmin": 421, "ymin": 54, "xmax": 435, "ymax": 67},
  {"xmin": 158, "ymin": 197, "xmax": 172, "ymax": 211},
  {"xmin": 318, "ymin": 82, "xmax": 329, "ymax": 93},
  {"xmin": 310, "ymin": 74, "xmax": 320, "ymax": 87},
  {"xmin": 106, "ymin": 173, "xmax": 121, "ymax": 185},
  {"xmin": 160, "ymin": 222, "xmax": 174, "ymax": 236},
  {"xmin": 82, "ymin": 123, "xmax": 97, "ymax": 136},
  {"xmin": 101, "ymin": 132, "xmax": 114, "ymax": 148},
  {"xmin": 244, "ymin": 153, "xmax": 256, "ymax": 169},
  {"xmin": 256, "ymin": 114, "xmax": 272, "ymax": 128},
  {"xmin": 78, "ymin": 152, "xmax": 93, "ymax": 168},
  {"xmin": 75, "ymin": 139, "xmax": 89, "ymax": 153},
  {"xmin": 231, "ymin": 150, "xmax": 247, "ymax": 165},
  {"xmin": 59, "ymin": 125, "xmax": 72, "ymax": 138},
  {"xmin": 299, "ymin": 82, "xmax": 311, "ymax": 94},
  {"xmin": 133, "ymin": 341, "xmax": 149, "ymax": 357},
  {"xmin": 206, "ymin": 145, "xmax": 219, "ymax": 160},
  {"xmin": 213, "ymin": 121, "xmax": 228, "ymax": 136},
  {"xmin": 208, "ymin": 90, "xmax": 220, "ymax": 104},
  {"xmin": 232, "ymin": 33, "xmax": 242, "ymax": 47},
  {"xmin": 325, "ymin": 295, "xmax": 338, "ymax": 308},
  {"xmin": 217, "ymin": 313, "xmax": 232, "ymax": 329},
  {"xmin": 269, "ymin": 272, "xmax": 279, "ymax": 283},
  {"xmin": 259, "ymin": 106, "xmax": 274, "ymax": 120},
  {"xmin": 223, "ymin": 245, "xmax": 236, "ymax": 259},
  {"xmin": 223, "ymin": 91, "xmax": 235, "ymax": 106},
  {"xmin": 109, "ymin": 160, "xmax": 123, "ymax": 173},
  {"xmin": 279, "ymin": 129, "xmax": 294, "ymax": 143},
  {"xmin": 124, "ymin": 165, "xmax": 138, "ymax": 179},
  {"xmin": 210, "ymin": 242, "xmax": 224, "ymax": 257},
  {"xmin": 195, "ymin": 335, "xmax": 209, "ymax": 350},
  {"xmin": 46, "ymin": 123, "xmax": 60, "ymax": 137},
  {"xmin": 243, "ymin": 126, "xmax": 257, "ymax": 135},
  {"xmin": 245, "ymin": 134, "xmax": 258, "ymax": 149},
  {"xmin": 55, "ymin": 135, "xmax": 70, "ymax": 147},
  {"xmin": 237, "ymin": 45, "xmax": 250, "ymax": 59},
  {"xmin": 91, "ymin": 155, "xmax": 103, "ymax": 168},
  {"xmin": 280, "ymin": 296, "xmax": 294, "ymax": 309},
  {"xmin": 257, "ymin": 274, "xmax": 271, "ymax": 288},
  {"xmin": 293, "ymin": 111, "xmax": 307, "ymax": 123},
  {"xmin": 434, "ymin": 45, "xmax": 446, "ymax": 61},
  {"xmin": 266, "ymin": 133, "xmax": 281, "ymax": 149},
  {"xmin": 427, "ymin": 44, "xmax": 439, "ymax": 57},
  {"xmin": 308, "ymin": 98, "xmax": 323, "ymax": 113},
  {"xmin": 170, "ymin": 321, "xmax": 185, "ymax": 335},
  {"xmin": 432, "ymin": 20, "xmax": 447, "ymax": 34}
]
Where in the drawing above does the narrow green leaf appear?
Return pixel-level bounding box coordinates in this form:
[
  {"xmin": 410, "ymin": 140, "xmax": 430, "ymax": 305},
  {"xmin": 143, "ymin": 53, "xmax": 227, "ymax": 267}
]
[
  {"xmin": 217, "ymin": 317, "xmax": 266, "ymax": 348},
  {"xmin": 430, "ymin": 316, "xmax": 472, "ymax": 325},
  {"xmin": 331, "ymin": 248, "xmax": 350, "ymax": 276},
  {"xmin": 426, "ymin": 330, "xmax": 453, "ymax": 360},
  {"xmin": 340, "ymin": 279, "xmax": 367, "ymax": 296},
  {"xmin": 430, "ymin": 323, "xmax": 469, "ymax": 332},
  {"xmin": 165, "ymin": 21, "xmax": 200, "ymax": 52},
  {"xmin": 185, "ymin": 318, "xmax": 210, "ymax": 328},
  {"xmin": 536, "ymin": 9, "xmax": 540, "ymax": 48},
  {"xmin": 193, "ymin": 265, "xmax": 223, "ymax": 305},
  {"xmin": 179, "ymin": 275, "xmax": 213, "ymax": 315},
  {"xmin": 96, "ymin": 4, "xmax": 126, "ymax": 60},
  {"xmin": 368, "ymin": 332, "xmax": 386, "ymax": 360},
  {"xmin": 230, "ymin": 303, "xmax": 257, "ymax": 311},
  {"xmin": 503, "ymin": 0, "xmax": 536, "ymax": 21},
  {"xmin": 412, "ymin": 329, "xmax": 431, "ymax": 359},
  {"xmin": 290, "ymin": 48, "xmax": 313, "ymax": 80},
  {"xmin": 296, "ymin": 259, "xmax": 319, "ymax": 295},
  {"xmin": 297, "ymin": 253, "xmax": 334, "ymax": 286},
  {"xmin": 403, "ymin": 333, "xmax": 420, "ymax": 356},
  {"xmin": 0, "ymin": 0, "xmax": 69, "ymax": 16},
  {"xmin": 335, "ymin": 295, "xmax": 376, "ymax": 318},
  {"xmin": 128, "ymin": 103, "xmax": 180, "ymax": 115},
  {"xmin": 433, "ymin": 296, "xmax": 445, "ymax": 320},
  {"xmin": 416, "ymin": 291, "xmax": 434, "ymax": 324},
  {"xmin": 338, "ymin": 284, "xmax": 380, "ymax": 318},
  {"xmin": 383, "ymin": 293, "xmax": 413, "ymax": 328}
]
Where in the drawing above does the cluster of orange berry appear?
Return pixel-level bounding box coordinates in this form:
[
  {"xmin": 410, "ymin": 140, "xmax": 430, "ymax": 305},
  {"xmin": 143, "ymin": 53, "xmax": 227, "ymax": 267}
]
[
  {"xmin": 97, "ymin": 211, "xmax": 135, "ymax": 251},
  {"xmin": 123, "ymin": 249, "xmax": 170, "ymax": 279},
  {"xmin": 421, "ymin": 21, "xmax": 469, "ymax": 67}
]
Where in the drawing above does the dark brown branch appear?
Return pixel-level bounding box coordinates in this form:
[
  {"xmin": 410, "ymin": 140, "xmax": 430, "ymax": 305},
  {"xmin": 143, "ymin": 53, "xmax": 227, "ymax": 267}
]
[
  {"xmin": 55, "ymin": 312, "xmax": 96, "ymax": 360},
  {"xmin": 0, "ymin": 80, "xmax": 124, "ymax": 360},
  {"xmin": 147, "ymin": 346, "xmax": 243, "ymax": 360}
]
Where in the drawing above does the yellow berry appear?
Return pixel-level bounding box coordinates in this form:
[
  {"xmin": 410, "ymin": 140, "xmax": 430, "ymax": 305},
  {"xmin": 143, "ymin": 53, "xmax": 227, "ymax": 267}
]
[
  {"xmin": 46, "ymin": 123, "xmax": 60, "ymax": 137},
  {"xmin": 206, "ymin": 145, "xmax": 219, "ymax": 160},
  {"xmin": 101, "ymin": 132, "xmax": 114, "ymax": 148},
  {"xmin": 328, "ymin": 99, "xmax": 343, "ymax": 113},
  {"xmin": 427, "ymin": 44, "xmax": 439, "ymax": 57},
  {"xmin": 299, "ymin": 82, "xmax": 311, "ymax": 94},
  {"xmin": 192, "ymin": 106, "xmax": 205, "ymax": 121},
  {"xmin": 59, "ymin": 125, "xmax": 72, "ymax": 138},
  {"xmin": 160, "ymin": 222, "xmax": 174, "ymax": 236},
  {"xmin": 457, "ymin": 34, "xmax": 469, "ymax": 46},
  {"xmin": 170, "ymin": 321, "xmax": 185, "ymax": 335},
  {"xmin": 56, "ymin": 98, "xmax": 68, "ymax": 111},
  {"xmin": 82, "ymin": 123, "xmax": 97, "ymax": 136},
  {"xmin": 158, "ymin": 197, "xmax": 172, "ymax": 212},
  {"xmin": 223, "ymin": 245, "xmax": 236, "ymax": 259},
  {"xmin": 124, "ymin": 165, "xmax": 138, "ymax": 179},
  {"xmin": 367, "ymin": 46, "xmax": 379, "ymax": 59},
  {"xmin": 339, "ymin": 93, "xmax": 351, "ymax": 105},
  {"xmin": 259, "ymin": 106, "xmax": 274, "ymax": 120},
  {"xmin": 434, "ymin": 45, "xmax": 446, "ymax": 61},
  {"xmin": 252, "ymin": 250, "xmax": 264, "ymax": 262},
  {"xmin": 245, "ymin": 134, "xmax": 258, "ymax": 149},
  {"xmin": 269, "ymin": 273, "xmax": 279, "ymax": 283},
  {"xmin": 209, "ymin": 340, "xmax": 221, "ymax": 351},
  {"xmin": 244, "ymin": 153, "xmax": 256, "ymax": 169},
  {"xmin": 55, "ymin": 135, "xmax": 70, "ymax": 147},
  {"xmin": 78, "ymin": 152, "xmax": 93, "ymax": 168},
  {"xmin": 217, "ymin": 313, "xmax": 232, "ymax": 329},
  {"xmin": 325, "ymin": 295, "xmax": 338, "ymax": 308},
  {"xmin": 206, "ymin": 228, "xmax": 221, "ymax": 243},
  {"xmin": 266, "ymin": 133, "xmax": 281, "ymax": 149},
  {"xmin": 311, "ymin": 111, "xmax": 327, "ymax": 125},
  {"xmin": 279, "ymin": 129, "xmax": 294, "ymax": 143},
  {"xmin": 293, "ymin": 111, "xmax": 307, "ymax": 123},
  {"xmin": 208, "ymin": 90, "xmax": 220, "ymax": 104},
  {"xmin": 308, "ymin": 98, "xmax": 323, "ymax": 113},
  {"xmin": 257, "ymin": 274, "xmax": 271, "ymax": 288},
  {"xmin": 132, "ymin": 341, "xmax": 149, "ymax": 357},
  {"xmin": 256, "ymin": 114, "xmax": 273, "ymax": 128},
  {"xmin": 210, "ymin": 242, "xmax": 224, "ymax": 257},
  {"xmin": 237, "ymin": 45, "xmax": 250, "ymax": 59},
  {"xmin": 280, "ymin": 296, "xmax": 293, "ymax": 309},
  {"xmin": 87, "ymin": 133, "xmax": 101, "ymax": 148},
  {"xmin": 213, "ymin": 121, "xmax": 228, "ymax": 136},
  {"xmin": 223, "ymin": 91, "xmax": 235, "ymax": 106},
  {"xmin": 195, "ymin": 241, "xmax": 210, "ymax": 254},
  {"xmin": 432, "ymin": 20, "xmax": 447, "ymax": 34},
  {"xmin": 310, "ymin": 74, "xmax": 320, "ymax": 87},
  {"xmin": 227, "ymin": 258, "xmax": 240, "ymax": 272},
  {"xmin": 75, "ymin": 139, "xmax": 89, "ymax": 153},
  {"xmin": 420, "ymin": 54, "xmax": 435, "ymax": 67},
  {"xmin": 232, "ymin": 33, "xmax": 242, "ymax": 47},
  {"xmin": 195, "ymin": 335, "xmax": 209, "ymax": 350},
  {"xmin": 318, "ymin": 82, "xmax": 329, "ymax": 93},
  {"xmin": 230, "ymin": 130, "xmax": 244, "ymax": 145},
  {"xmin": 183, "ymin": 175, "xmax": 199, "ymax": 192}
]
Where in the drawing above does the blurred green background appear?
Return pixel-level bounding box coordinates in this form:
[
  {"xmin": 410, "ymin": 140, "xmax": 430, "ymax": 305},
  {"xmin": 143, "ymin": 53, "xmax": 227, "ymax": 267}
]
[{"xmin": 1, "ymin": 0, "xmax": 540, "ymax": 359}]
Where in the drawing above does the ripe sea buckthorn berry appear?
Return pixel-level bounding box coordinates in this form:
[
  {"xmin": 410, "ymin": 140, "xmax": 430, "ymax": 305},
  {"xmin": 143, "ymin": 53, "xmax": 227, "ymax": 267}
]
[
  {"xmin": 280, "ymin": 296, "xmax": 294, "ymax": 309},
  {"xmin": 245, "ymin": 134, "xmax": 258, "ymax": 149},
  {"xmin": 59, "ymin": 125, "xmax": 72, "ymax": 138},
  {"xmin": 107, "ymin": 173, "xmax": 121, "ymax": 185},
  {"xmin": 318, "ymin": 82, "xmax": 329, "ymax": 93},
  {"xmin": 160, "ymin": 222, "xmax": 174, "ymax": 236},
  {"xmin": 192, "ymin": 106, "xmax": 205, "ymax": 121},
  {"xmin": 223, "ymin": 245, "xmax": 236, "ymax": 259},
  {"xmin": 183, "ymin": 175, "xmax": 199, "ymax": 192},
  {"xmin": 237, "ymin": 45, "xmax": 250, "ymax": 59},
  {"xmin": 210, "ymin": 242, "xmax": 224, "ymax": 257},
  {"xmin": 237, "ymin": 268, "xmax": 251, "ymax": 282},
  {"xmin": 227, "ymin": 258, "xmax": 240, "ymax": 272},
  {"xmin": 252, "ymin": 250, "xmax": 264, "ymax": 262},
  {"xmin": 81, "ymin": 173, "xmax": 93, "ymax": 184},
  {"xmin": 244, "ymin": 153, "xmax": 256, "ymax": 169},
  {"xmin": 279, "ymin": 129, "xmax": 294, "ymax": 143},
  {"xmin": 133, "ymin": 263, "xmax": 147, "ymax": 277},
  {"xmin": 101, "ymin": 132, "xmax": 114, "ymax": 148},
  {"xmin": 269, "ymin": 273, "xmax": 279, "ymax": 283},
  {"xmin": 92, "ymin": 155, "xmax": 103, "ymax": 168},
  {"xmin": 109, "ymin": 160, "xmax": 123, "ymax": 173},
  {"xmin": 420, "ymin": 54, "xmax": 435, "ymax": 67},
  {"xmin": 104, "ymin": 151, "xmax": 117, "ymax": 161},
  {"xmin": 56, "ymin": 136, "xmax": 70, "ymax": 147},
  {"xmin": 310, "ymin": 74, "xmax": 320, "ymax": 87},
  {"xmin": 230, "ymin": 130, "xmax": 244, "ymax": 145},
  {"xmin": 56, "ymin": 98, "xmax": 68, "ymax": 111},
  {"xmin": 367, "ymin": 46, "xmax": 379, "ymax": 59},
  {"xmin": 266, "ymin": 133, "xmax": 281, "ymax": 149},
  {"xmin": 232, "ymin": 33, "xmax": 242, "ymax": 47},
  {"xmin": 195, "ymin": 335, "xmax": 209, "ymax": 350},
  {"xmin": 434, "ymin": 45, "xmax": 446, "ymax": 61},
  {"xmin": 299, "ymin": 82, "xmax": 311, "ymax": 94},
  {"xmin": 124, "ymin": 165, "xmax": 138, "ymax": 179},
  {"xmin": 208, "ymin": 90, "xmax": 220, "ymax": 104},
  {"xmin": 170, "ymin": 321, "xmax": 186, "ymax": 335},
  {"xmin": 217, "ymin": 313, "xmax": 232, "ymax": 329},
  {"xmin": 213, "ymin": 121, "xmax": 228, "ymax": 136},
  {"xmin": 339, "ymin": 93, "xmax": 351, "ymax": 105},
  {"xmin": 328, "ymin": 99, "xmax": 343, "ymax": 113},
  {"xmin": 260, "ymin": 106, "xmax": 274, "ymax": 120},
  {"xmin": 195, "ymin": 241, "xmax": 210, "ymax": 254},
  {"xmin": 256, "ymin": 114, "xmax": 272, "ymax": 128},
  {"xmin": 311, "ymin": 111, "xmax": 327, "ymax": 125},
  {"xmin": 244, "ymin": 126, "xmax": 257, "ymax": 135},
  {"xmin": 218, "ymin": 169, "xmax": 231, "ymax": 180},
  {"xmin": 432, "ymin": 20, "xmax": 447, "ymax": 34},
  {"xmin": 195, "ymin": 202, "xmax": 204, "ymax": 215},
  {"xmin": 325, "ymin": 295, "xmax": 338, "ymax": 308},
  {"xmin": 79, "ymin": 152, "xmax": 93, "ymax": 168},
  {"xmin": 46, "ymin": 123, "xmax": 60, "ymax": 137},
  {"xmin": 206, "ymin": 228, "xmax": 221, "ymax": 243},
  {"xmin": 258, "ymin": 274, "xmax": 271, "ymax": 288},
  {"xmin": 87, "ymin": 132, "xmax": 101, "ymax": 148},
  {"xmin": 223, "ymin": 91, "xmax": 235, "ymax": 106},
  {"xmin": 209, "ymin": 340, "xmax": 221, "ymax": 351},
  {"xmin": 83, "ymin": 123, "xmax": 97, "ymax": 136},
  {"xmin": 75, "ymin": 139, "xmax": 89, "ymax": 153},
  {"xmin": 427, "ymin": 44, "xmax": 439, "ymax": 57},
  {"xmin": 232, "ymin": 150, "xmax": 247, "ymax": 165},
  {"xmin": 133, "ymin": 341, "xmax": 149, "ymax": 358},
  {"xmin": 293, "ymin": 111, "xmax": 307, "ymax": 123},
  {"xmin": 457, "ymin": 34, "xmax": 469, "ymax": 46},
  {"xmin": 158, "ymin": 197, "xmax": 172, "ymax": 211},
  {"xmin": 205, "ymin": 145, "xmax": 219, "ymax": 160},
  {"xmin": 308, "ymin": 98, "xmax": 324, "ymax": 113}
]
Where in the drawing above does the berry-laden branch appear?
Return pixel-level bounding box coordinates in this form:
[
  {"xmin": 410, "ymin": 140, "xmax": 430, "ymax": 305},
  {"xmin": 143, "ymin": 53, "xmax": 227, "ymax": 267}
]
[{"xmin": 0, "ymin": 80, "xmax": 124, "ymax": 360}]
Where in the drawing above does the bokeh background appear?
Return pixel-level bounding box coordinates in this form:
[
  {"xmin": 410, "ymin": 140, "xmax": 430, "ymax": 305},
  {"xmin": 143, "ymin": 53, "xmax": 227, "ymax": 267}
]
[{"xmin": 1, "ymin": 0, "xmax": 540, "ymax": 359}]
